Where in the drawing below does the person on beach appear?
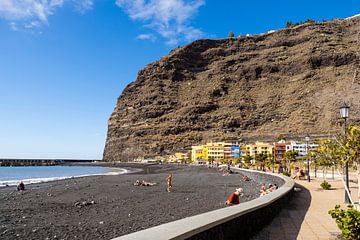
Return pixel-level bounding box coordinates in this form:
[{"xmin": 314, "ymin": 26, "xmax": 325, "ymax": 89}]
[
  {"xmin": 226, "ymin": 188, "xmax": 243, "ymax": 206},
  {"xmin": 266, "ymin": 184, "xmax": 274, "ymax": 193},
  {"xmin": 242, "ymin": 175, "xmax": 250, "ymax": 181},
  {"xmin": 134, "ymin": 180, "xmax": 157, "ymax": 186},
  {"xmin": 17, "ymin": 181, "xmax": 25, "ymax": 191},
  {"xmin": 294, "ymin": 168, "xmax": 305, "ymax": 180},
  {"xmin": 259, "ymin": 183, "xmax": 266, "ymax": 195},
  {"xmin": 167, "ymin": 174, "xmax": 172, "ymax": 192}
]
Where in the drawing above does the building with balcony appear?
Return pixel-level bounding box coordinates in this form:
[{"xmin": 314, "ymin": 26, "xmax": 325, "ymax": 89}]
[
  {"xmin": 287, "ymin": 141, "xmax": 318, "ymax": 156},
  {"xmin": 273, "ymin": 140, "xmax": 287, "ymax": 161},
  {"xmin": 241, "ymin": 141, "xmax": 272, "ymax": 157},
  {"xmin": 222, "ymin": 142, "xmax": 233, "ymax": 160},
  {"xmin": 203, "ymin": 142, "xmax": 225, "ymax": 162}
]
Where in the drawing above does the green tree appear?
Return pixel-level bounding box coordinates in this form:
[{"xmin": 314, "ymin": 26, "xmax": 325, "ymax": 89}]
[
  {"xmin": 342, "ymin": 126, "xmax": 360, "ymax": 202},
  {"xmin": 264, "ymin": 153, "xmax": 275, "ymax": 170},
  {"xmin": 232, "ymin": 158, "xmax": 241, "ymax": 165},
  {"xmin": 228, "ymin": 31, "xmax": 235, "ymax": 38},
  {"xmin": 243, "ymin": 154, "xmax": 253, "ymax": 165},
  {"xmin": 255, "ymin": 152, "xmax": 268, "ymax": 171},
  {"xmin": 314, "ymin": 139, "xmax": 339, "ymax": 180},
  {"xmin": 283, "ymin": 150, "xmax": 298, "ymax": 172},
  {"xmin": 315, "ymin": 126, "xmax": 360, "ymax": 207},
  {"xmin": 255, "ymin": 152, "xmax": 268, "ymax": 162}
]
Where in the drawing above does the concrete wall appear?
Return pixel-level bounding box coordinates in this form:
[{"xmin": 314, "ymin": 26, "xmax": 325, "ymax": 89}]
[{"xmin": 113, "ymin": 169, "xmax": 294, "ymax": 240}]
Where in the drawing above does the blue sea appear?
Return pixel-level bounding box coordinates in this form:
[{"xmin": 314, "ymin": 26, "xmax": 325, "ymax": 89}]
[{"xmin": 0, "ymin": 165, "xmax": 128, "ymax": 187}]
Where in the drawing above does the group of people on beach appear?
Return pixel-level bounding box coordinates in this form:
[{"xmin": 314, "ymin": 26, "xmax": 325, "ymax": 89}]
[
  {"xmin": 132, "ymin": 174, "xmax": 173, "ymax": 192},
  {"xmin": 225, "ymin": 175, "xmax": 279, "ymax": 206},
  {"xmin": 259, "ymin": 183, "xmax": 278, "ymax": 196}
]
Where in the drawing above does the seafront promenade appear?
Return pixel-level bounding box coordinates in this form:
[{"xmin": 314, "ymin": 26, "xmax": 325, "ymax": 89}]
[{"xmin": 253, "ymin": 177, "xmax": 359, "ymax": 240}]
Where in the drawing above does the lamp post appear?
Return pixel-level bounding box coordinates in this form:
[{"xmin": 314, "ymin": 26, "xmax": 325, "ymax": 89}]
[
  {"xmin": 340, "ymin": 102, "xmax": 350, "ymax": 204},
  {"xmin": 272, "ymin": 146, "xmax": 275, "ymax": 173},
  {"xmin": 305, "ymin": 136, "xmax": 310, "ymax": 182}
]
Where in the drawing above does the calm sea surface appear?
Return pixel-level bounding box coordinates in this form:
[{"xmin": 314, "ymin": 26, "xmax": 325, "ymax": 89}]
[{"xmin": 0, "ymin": 165, "xmax": 127, "ymax": 187}]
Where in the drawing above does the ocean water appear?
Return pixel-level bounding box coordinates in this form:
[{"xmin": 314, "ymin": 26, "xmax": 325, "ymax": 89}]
[{"xmin": 0, "ymin": 165, "xmax": 128, "ymax": 187}]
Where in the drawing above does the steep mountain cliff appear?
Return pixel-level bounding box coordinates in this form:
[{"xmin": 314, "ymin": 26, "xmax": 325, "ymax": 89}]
[{"xmin": 103, "ymin": 17, "xmax": 360, "ymax": 161}]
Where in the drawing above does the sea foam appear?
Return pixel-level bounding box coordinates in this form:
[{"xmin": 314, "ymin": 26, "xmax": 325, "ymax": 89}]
[{"xmin": 0, "ymin": 167, "xmax": 130, "ymax": 187}]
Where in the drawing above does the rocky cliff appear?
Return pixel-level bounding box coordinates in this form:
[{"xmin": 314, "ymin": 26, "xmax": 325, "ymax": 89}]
[{"xmin": 103, "ymin": 16, "xmax": 360, "ymax": 161}]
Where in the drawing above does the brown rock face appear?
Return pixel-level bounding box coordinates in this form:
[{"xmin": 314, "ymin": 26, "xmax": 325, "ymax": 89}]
[{"xmin": 103, "ymin": 17, "xmax": 360, "ymax": 161}]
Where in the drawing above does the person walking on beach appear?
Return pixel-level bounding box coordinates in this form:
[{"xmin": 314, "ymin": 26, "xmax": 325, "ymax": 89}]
[{"xmin": 167, "ymin": 174, "xmax": 172, "ymax": 192}]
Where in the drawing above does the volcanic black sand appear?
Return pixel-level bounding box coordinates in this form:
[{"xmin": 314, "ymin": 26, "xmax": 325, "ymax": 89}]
[{"xmin": 0, "ymin": 164, "xmax": 282, "ymax": 240}]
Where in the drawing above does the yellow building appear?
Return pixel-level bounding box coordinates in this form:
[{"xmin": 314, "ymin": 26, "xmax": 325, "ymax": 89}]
[
  {"xmin": 254, "ymin": 141, "xmax": 273, "ymax": 156},
  {"xmin": 240, "ymin": 144, "xmax": 248, "ymax": 157},
  {"xmin": 191, "ymin": 146, "xmax": 204, "ymax": 162},
  {"xmin": 203, "ymin": 142, "xmax": 225, "ymax": 162},
  {"xmin": 242, "ymin": 141, "xmax": 272, "ymax": 157}
]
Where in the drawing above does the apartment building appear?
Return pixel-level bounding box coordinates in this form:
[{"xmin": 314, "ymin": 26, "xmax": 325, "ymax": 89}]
[
  {"xmin": 204, "ymin": 142, "xmax": 225, "ymax": 162},
  {"xmin": 287, "ymin": 141, "xmax": 318, "ymax": 156},
  {"xmin": 274, "ymin": 140, "xmax": 287, "ymax": 161},
  {"xmin": 242, "ymin": 141, "xmax": 272, "ymax": 157}
]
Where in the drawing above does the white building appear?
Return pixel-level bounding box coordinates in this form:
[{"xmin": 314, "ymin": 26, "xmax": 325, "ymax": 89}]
[{"xmin": 287, "ymin": 141, "xmax": 318, "ymax": 156}]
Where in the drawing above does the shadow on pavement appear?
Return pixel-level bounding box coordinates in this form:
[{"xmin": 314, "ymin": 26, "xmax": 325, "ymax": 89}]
[{"xmin": 251, "ymin": 183, "xmax": 311, "ymax": 240}]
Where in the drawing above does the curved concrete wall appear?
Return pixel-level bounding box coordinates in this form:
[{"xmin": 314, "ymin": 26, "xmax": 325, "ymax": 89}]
[{"xmin": 113, "ymin": 169, "xmax": 295, "ymax": 240}]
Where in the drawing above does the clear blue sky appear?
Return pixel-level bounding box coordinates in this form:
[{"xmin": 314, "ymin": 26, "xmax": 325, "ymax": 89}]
[{"xmin": 0, "ymin": 0, "xmax": 359, "ymax": 159}]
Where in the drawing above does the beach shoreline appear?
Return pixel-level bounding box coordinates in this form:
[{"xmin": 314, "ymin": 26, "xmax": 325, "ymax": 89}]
[{"xmin": 0, "ymin": 164, "xmax": 282, "ymax": 240}]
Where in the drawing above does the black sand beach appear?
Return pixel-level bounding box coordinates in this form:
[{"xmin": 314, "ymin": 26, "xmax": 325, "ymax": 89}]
[{"xmin": 0, "ymin": 164, "xmax": 280, "ymax": 240}]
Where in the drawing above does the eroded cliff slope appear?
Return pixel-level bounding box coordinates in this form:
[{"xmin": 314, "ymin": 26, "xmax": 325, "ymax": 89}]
[{"xmin": 104, "ymin": 17, "xmax": 360, "ymax": 161}]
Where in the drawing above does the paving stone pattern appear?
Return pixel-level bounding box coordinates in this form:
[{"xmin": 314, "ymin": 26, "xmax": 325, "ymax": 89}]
[{"xmin": 252, "ymin": 178, "xmax": 359, "ymax": 240}]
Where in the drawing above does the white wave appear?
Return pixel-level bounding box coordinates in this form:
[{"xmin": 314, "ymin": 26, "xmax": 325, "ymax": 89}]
[{"xmin": 0, "ymin": 168, "xmax": 130, "ymax": 188}]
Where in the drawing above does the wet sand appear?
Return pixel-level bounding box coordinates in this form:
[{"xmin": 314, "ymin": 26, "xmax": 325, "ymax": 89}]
[{"xmin": 0, "ymin": 164, "xmax": 275, "ymax": 240}]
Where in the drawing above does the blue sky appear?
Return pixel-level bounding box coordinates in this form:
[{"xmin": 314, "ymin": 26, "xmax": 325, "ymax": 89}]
[{"xmin": 0, "ymin": 0, "xmax": 359, "ymax": 159}]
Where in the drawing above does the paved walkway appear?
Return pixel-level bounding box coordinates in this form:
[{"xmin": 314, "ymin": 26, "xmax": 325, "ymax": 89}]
[{"xmin": 252, "ymin": 177, "xmax": 359, "ymax": 240}]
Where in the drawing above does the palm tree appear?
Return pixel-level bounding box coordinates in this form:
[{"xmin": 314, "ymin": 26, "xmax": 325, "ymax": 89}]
[
  {"xmin": 255, "ymin": 152, "xmax": 268, "ymax": 171},
  {"xmin": 243, "ymin": 154, "xmax": 253, "ymax": 167},
  {"xmin": 283, "ymin": 150, "xmax": 298, "ymax": 172}
]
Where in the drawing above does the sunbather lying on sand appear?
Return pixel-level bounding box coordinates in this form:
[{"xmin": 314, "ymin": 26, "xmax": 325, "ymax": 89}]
[
  {"xmin": 242, "ymin": 175, "xmax": 250, "ymax": 181},
  {"xmin": 133, "ymin": 180, "xmax": 157, "ymax": 186}
]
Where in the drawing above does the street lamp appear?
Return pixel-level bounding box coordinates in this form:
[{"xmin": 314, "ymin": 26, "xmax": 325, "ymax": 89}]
[
  {"xmin": 272, "ymin": 147, "xmax": 275, "ymax": 173},
  {"xmin": 305, "ymin": 136, "xmax": 310, "ymax": 182},
  {"xmin": 340, "ymin": 102, "xmax": 350, "ymax": 203}
]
